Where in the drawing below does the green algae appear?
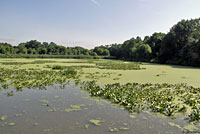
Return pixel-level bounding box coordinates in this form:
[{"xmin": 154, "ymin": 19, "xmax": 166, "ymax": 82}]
[
  {"xmin": 119, "ymin": 127, "xmax": 129, "ymax": 130},
  {"xmin": 7, "ymin": 90, "xmax": 14, "ymax": 96},
  {"xmin": 70, "ymin": 104, "xmax": 85, "ymax": 109},
  {"xmin": 24, "ymin": 99, "xmax": 30, "ymax": 102},
  {"xmin": 15, "ymin": 114, "xmax": 23, "ymax": 117},
  {"xmin": 129, "ymin": 115, "xmax": 136, "ymax": 118},
  {"xmin": 84, "ymin": 124, "xmax": 89, "ymax": 129},
  {"xmin": 0, "ymin": 116, "xmax": 8, "ymax": 121},
  {"xmin": 65, "ymin": 108, "xmax": 81, "ymax": 112},
  {"xmin": 109, "ymin": 127, "xmax": 119, "ymax": 132},
  {"xmin": 183, "ymin": 124, "xmax": 198, "ymax": 131},
  {"xmin": 168, "ymin": 122, "xmax": 182, "ymax": 129},
  {"xmin": 65, "ymin": 104, "xmax": 87, "ymax": 112},
  {"xmin": 33, "ymin": 123, "xmax": 39, "ymax": 126},
  {"xmin": 8, "ymin": 123, "xmax": 15, "ymax": 126},
  {"xmin": 89, "ymin": 120, "xmax": 102, "ymax": 126},
  {"xmin": 47, "ymin": 108, "xmax": 57, "ymax": 112},
  {"xmin": 40, "ymin": 100, "xmax": 49, "ymax": 103},
  {"xmin": 54, "ymin": 95, "xmax": 59, "ymax": 98}
]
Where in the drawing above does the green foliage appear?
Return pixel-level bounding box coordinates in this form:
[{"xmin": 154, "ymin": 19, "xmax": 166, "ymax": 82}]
[
  {"xmin": 0, "ymin": 40, "xmax": 111, "ymax": 57},
  {"xmin": 96, "ymin": 61, "xmax": 143, "ymax": 70},
  {"xmin": 93, "ymin": 46, "xmax": 110, "ymax": 56},
  {"xmin": 189, "ymin": 109, "xmax": 200, "ymax": 122},
  {"xmin": 0, "ymin": 67, "xmax": 78, "ymax": 91},
  {"xmin": 105, "ymin": 18, "xmax": 200, "ymax": 66},
  {"xmin": 81, "ymin": 81, "xmax": 200, "ymax": 122}
]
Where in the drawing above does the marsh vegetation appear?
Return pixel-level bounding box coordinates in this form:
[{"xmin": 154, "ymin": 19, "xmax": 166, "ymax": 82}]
[{"xmin": 0, "ymin": 58, "xmax": 200, "ymax": 133}]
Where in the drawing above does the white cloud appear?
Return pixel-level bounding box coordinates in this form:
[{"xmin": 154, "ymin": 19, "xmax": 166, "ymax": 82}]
[
  {"xmin": 0, "ymin": 38, "xmax": 19, "ymax": 46},
  {"xmin": 89, "ymin": 0, "xmax": 100, "ymax": 7}
]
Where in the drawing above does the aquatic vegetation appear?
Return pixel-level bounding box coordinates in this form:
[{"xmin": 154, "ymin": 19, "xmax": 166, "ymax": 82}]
[
  {"xmin": 96, "ymin": 61, "xmax": 144, "ymax": 70},
  {"xmin": 89, "ymin": 120, "xmax": 102, "ymax": 126},
  {"xmin": 0, "ymin": 60, "xmax": 56, "ymax": 65},
  {"xmin": 70, "ymin": 104, "xmax": 85, "ymax": 109},
  {"xmin": 7, "ymin": 90, "xmax": 14, "ymax": 96},
  {"xmin": 65, "ymin": 104, "xmax": 86, "ymax": 112},
  {"xmin": 1, "ymin": 58, "xmax": 200, "ymax": 129},
  {"xmin": 52, "ymin": 65, "xmax": 66, "ymax": 70},
  {"xmin": 8, "ymin": 123, "xmax": 15, "ymax": 126},
  {"xmin": 40, "ymin": 100, "xmax": 49, "ymax": 103},
  {"xmin": 0, "ymin": 66, "xmax": 79, "ymax": 94},
  {"xmin": 81, "ymin": 81, "xmax": 200, "ymax": 122},
  {"xmin": 129, "ymin": 115, "xmax": 136, "ymax": 118},
  {"xmin": 84, "ymin": 124, "xmax": 89, "ymax": 129},
  {"xmin": 24, "ymin": 99, "xmax": 30, "ymax": 102},
  {"xmin": 119, "ymin": 127, "xmax": 129, "ymax": 130},
  {"xmin": 109, "ymin": 127, "xmax": 119, "ymax": 132},
  {"xmin": 33, "ymin": 123, "xmax": 39, "ymax": 126},
  {"xmin": 168, "ymin": 122, "xmax": 182, "ymax": 129},
  {"xmin": 65, "ymin": 108, "xmax": 81, "ymax": 112},
  {"xmin": 15, "ymin": 114, "xmax": 23, "ymax": 117},
  {"xmin": 189, "ymin": 108, "xmax": 200, "ymax": 122},
  {"xmin": 0, "ymin": 115, "xmax": 8, "ymax": 121},
  {"xmin": 47, "ymin": 108, "xmax": 57, "ymax": 112}
]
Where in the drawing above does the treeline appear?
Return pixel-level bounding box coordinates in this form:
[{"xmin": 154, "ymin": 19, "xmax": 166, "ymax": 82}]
[
  {"xmin": 0, "ymin": 40, "xmax": 110, "ymax": 57},
  {"xmin": 101, "ymin": 18, "xmax": 200, "ymax": 66},
  {"xmin": 1, "ymin": 18, "xmax": 200, "ymax": 66}
]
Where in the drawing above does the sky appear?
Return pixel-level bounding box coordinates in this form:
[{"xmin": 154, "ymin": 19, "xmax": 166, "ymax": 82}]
[{"xmin": 0, "ymin": 0, "xmax": 200, "ymax": 48}]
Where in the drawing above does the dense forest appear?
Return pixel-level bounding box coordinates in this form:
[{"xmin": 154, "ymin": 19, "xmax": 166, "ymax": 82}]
[
  {"xmin": 1, "ymin": 18, "xmax": 200, "ymax": 66},
  {"xmin": 104, "ymin": 18, "xmax": 200, "ymax": 66}
]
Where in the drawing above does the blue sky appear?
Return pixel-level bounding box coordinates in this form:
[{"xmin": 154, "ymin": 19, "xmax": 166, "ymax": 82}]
[{"xmin": 0, "ymin": 0, "xmax": 200, "ymax": 48}]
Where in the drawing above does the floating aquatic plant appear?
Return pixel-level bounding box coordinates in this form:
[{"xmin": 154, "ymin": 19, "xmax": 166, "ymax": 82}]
[
  {"xmin": 0, "ymin": 115, "xmax": 8, "ymax": 121},
  {"xmin": 89, "ymin": 120, "xmax": 102, "ymax": 126}
]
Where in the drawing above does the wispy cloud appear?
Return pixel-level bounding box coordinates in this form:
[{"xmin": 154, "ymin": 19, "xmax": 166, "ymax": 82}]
[
  {"xmin": 0, "ymin": 38, "xmax": 19, "ymax": 46},
  {"xmin": 89, "ymin": 0, "xmax": 100, "ymax": 7}
]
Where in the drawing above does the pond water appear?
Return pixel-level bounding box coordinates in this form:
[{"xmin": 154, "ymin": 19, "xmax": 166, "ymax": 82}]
[{"xmin": 0, "ymin": 83, "xmax": 199, "ymax": 134}]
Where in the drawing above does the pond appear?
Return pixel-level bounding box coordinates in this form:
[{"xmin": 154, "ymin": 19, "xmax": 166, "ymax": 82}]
[{"xmin": 0, "ymin": 83, "xmax": 198, "ymax": 134}]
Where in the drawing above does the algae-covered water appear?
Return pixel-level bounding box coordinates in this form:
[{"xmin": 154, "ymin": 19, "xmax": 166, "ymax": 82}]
[
  {"xmin": 0, "ymin": 58, "xmax": 200, "ymax": 134},
  {"xmin": 0, "ymin": 83, "xmax": 199, "ymax": 134}
]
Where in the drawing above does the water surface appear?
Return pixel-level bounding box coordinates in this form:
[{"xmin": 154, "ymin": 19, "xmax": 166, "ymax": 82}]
[{"xmin": 0, "ymin": 84, "xmax": 199, "ymax": 134}]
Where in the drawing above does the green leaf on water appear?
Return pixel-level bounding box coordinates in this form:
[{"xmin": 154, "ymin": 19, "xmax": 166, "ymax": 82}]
[
  {"xmin": 8, "ymin": 123, "xmax": 15, "ymax": 126},
  {"xmin": 89, "ymin": 120, "xmax": 102, "ymax": 126},
  {"xmin": 33, "ymin": 123, "xmax": 39, "ymax": 126},
  {"xmin": 109, "ymin": 127, "xmax": 119, "ymax": 132},
  {"xmin": 1, "ymin": 116, "xmax": 8, "ymax": 121},
  {"xmin": 40, "ymin": 100, "xmax": 49, "ymax": 103},
  {"xmin": 84, "ymin": 124, "xmax": 89, "ymax": 129},
  {"xmin": 129, "ymin": 115, "xmax": 136, "ymax": 118}
]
